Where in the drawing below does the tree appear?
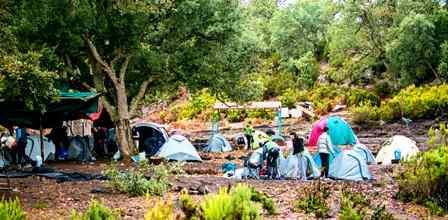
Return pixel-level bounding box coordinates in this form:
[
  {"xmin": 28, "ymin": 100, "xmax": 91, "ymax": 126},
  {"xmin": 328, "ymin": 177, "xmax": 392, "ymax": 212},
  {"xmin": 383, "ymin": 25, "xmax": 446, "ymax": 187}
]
[
  {"xmin": 10, "ymin": 0, "xmax": 247, "ymax": 158},
  {"xmin": 386, "ymin": 14, "xmax": 437, "ymax": 85}
]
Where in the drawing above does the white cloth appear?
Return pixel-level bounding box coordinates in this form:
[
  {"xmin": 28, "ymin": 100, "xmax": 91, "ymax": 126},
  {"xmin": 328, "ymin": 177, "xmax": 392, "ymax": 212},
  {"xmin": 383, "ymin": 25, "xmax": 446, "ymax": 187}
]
[{"xmin": 317, "ymin": 132, "xmax": 333, "ymax": 154}]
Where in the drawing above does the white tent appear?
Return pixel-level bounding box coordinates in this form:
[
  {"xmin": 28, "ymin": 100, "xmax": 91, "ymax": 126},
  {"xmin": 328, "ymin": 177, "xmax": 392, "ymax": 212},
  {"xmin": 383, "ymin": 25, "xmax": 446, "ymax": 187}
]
[
  {"xmin": 25, "ymin": 136, "xmax": 56, "ymax": 162},
  {"xmin": 376, "ymin": 135, "xmax": 420, "ymax": 165},
  {"xmin": 156, "ymin": 135, "xmax": 201, "ymax": 161}
]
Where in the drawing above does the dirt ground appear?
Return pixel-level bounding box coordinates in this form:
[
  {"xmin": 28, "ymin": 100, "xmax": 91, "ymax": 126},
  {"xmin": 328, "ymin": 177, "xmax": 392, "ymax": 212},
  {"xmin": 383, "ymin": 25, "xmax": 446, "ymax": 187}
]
[{"xmin": 0, "ymin": 119, "xmax": 445, "ymax": 220}]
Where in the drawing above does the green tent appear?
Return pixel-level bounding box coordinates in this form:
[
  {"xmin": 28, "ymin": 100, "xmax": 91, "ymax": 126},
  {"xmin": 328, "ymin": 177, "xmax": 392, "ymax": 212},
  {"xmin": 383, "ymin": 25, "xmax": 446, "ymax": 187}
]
[{"xmin": 0, "ymin": 91, "xmax": 99, "ymax": 129}]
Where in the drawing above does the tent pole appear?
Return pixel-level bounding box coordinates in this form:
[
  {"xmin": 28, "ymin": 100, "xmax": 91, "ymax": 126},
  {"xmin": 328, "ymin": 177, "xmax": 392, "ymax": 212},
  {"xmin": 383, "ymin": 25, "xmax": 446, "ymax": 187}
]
[{"xmin": 40, "ymin": 113, "xmax": 44, "ymax": 165}]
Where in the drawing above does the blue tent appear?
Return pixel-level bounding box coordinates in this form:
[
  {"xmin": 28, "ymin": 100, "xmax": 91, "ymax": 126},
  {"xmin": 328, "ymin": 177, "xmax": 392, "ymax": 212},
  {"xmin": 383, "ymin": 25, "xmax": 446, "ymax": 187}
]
[
  {"xmin": 327, "ymin": 116, "xmax": 357, "ymax": 146},
  {"xmin": 353, "ymin": 144, "xmax": 376, "ymax": 164},
  {"xmin": 329, "ymin": 150, "xmax": 372, "ymax": 181},
  {"xmin": 156, "ymin": 135, "xmax": 201, "ymax": 161},
  {"xmin": 313, "ymin": 146, "xmax": 341, "ymax": 168},
  {"xmin": 205, "ymin": 133, "xmax": 232, "ymax": 152},
  {"xmin": 280, "ymin": 150, "xmax": 321, "ymax": 180}
]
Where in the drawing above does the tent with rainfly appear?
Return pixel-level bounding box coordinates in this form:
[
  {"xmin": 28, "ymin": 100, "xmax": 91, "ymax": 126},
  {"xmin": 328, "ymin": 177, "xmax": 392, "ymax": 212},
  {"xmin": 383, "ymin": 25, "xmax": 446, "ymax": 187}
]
[
  {"xmin": 329, "ymin": 150, "xmax": 372, "ymax": 181},
  {"xmin": 156, "ymin": 135, "xmax": 202, "ymax": 161},
  {"xmin": 205, "ymin": 133, "xmax": 232, "ymax": 152},
  {"xmin": 279, "ymin": 150, "xmax": 321, "ymax": 180},
  {"xmin": 308, "ymin": 116, "xmax": 357, "ymax": 147}
]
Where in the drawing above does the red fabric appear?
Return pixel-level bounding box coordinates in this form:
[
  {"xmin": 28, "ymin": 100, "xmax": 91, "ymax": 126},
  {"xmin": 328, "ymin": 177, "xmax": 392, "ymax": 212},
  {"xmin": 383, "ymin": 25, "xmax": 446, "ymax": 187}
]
[
  {"xmin": 307, "ymin": 117, "xmax": 327, "ymax": 146},
  {"xmin": 88, "ymin": 107, "xmax": 102, "ymax": 121}
]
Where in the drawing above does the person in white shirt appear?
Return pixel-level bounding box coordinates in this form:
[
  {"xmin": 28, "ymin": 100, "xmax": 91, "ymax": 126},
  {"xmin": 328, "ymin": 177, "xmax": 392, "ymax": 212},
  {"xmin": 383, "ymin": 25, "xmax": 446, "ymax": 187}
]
[{"xmin": 317, "ymin": 127, "xmax": 334, "ymax": 178}]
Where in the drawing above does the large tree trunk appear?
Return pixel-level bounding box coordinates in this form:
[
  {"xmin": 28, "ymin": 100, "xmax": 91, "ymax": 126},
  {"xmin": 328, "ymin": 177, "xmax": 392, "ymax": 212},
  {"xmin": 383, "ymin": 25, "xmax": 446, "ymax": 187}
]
[{"xmin": 115, "ymin": 83, "xmax": 135, "ymax": 156}]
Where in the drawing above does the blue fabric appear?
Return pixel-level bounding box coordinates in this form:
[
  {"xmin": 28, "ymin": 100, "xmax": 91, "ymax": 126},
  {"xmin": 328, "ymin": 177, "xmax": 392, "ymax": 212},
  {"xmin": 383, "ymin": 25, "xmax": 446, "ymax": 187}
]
[
  {"xmin": 329, "ymin": 150, "xmax": 372, "ymax": 181},
  {"xmin": 157, "ymin": 135, "xmax": 202, "ymax": 161},
  {"xmin": 327, "ymin": 116, "xmax": 357, "ymax": 146},
  {"xmin": 205, "ymin": 134, "xmax": 232, "ymax": 152},
  {"xmin": 222, "ymin": 162, "xmax": 237, "ymax": 173}
]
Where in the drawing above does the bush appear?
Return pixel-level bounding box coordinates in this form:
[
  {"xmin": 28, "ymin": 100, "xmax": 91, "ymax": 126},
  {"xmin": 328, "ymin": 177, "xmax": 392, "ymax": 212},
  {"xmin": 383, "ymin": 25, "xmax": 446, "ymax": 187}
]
[
  {"xmin": 339, "ymin": 190, "xmax": 368, "ymax": 220},
  {"xmin": 178, "ymin": 89, "xmax": 216, "ymax": 120},
  {"xmin": 246, "ymin": 109, "xmax": 275, "ymax": 120},
  {"xmin": 0, "ymin": 198, "xmax": 26, "ymax": 220},
  {"xmin": 145, "ymin": 199, "xmax": 175, "ymax": 220},
  {"xmin": 279, "ymin": 88, "xmax": 308, "ymax": 108},
  {"xmin": 351, "ymin": 103, "xmax": 380, "ymax": 124},
  {"xmin": 70, "ymin": 199, "xmax": 119, "ymax": 220},
  {"xmin": 294, "ymin": 183, "xmax": 331, "ymax": 218},
  {"xmin": 397, "ymin": 123, "xmax": 448, "ymax": 215},
  {"xmin": 371, "ymin": 205, "xmax": 395, "ymax": 220},
  {"xmin": 179, "ymin": 184, "xmax": 276, "ymax": 220},
  {"xmin": 346, "ymin": 88, "xmax": 380, "ymax": 107},
  {"xmin": 226, "ymin": 110, "xmax": 246, "ymax": 123},
  {"xmin": 104, "ymin": 161, "xmax": 172, "ymax": 197},
  {"xmin": 374, "ymin": 80, "xmax": 395, "ymax": 98}
]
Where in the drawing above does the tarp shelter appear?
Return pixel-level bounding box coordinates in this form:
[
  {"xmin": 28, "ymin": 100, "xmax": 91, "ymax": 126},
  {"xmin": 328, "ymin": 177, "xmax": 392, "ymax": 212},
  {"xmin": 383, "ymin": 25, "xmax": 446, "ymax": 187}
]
[
  {"xmin": 0, "ymin": 91, "xmax": 99, "ymax": 129},
  {"xmin": 157, "ymin": 135, "xmax": 201, "ymax": 161},
  {"xmin": 205, "ymin": 133, "xmax": 232, "ymax": 152},
  {"xmin": 132, "ymin": 122, "xmax": 169, "ymax": 156},
  {"xmin": 353, "ymin": 143, "xmax": 376, "ymax": 164},
  {"xmin": 308, "ymin": 116, "xmax": 357, "ymax": 146},
  {"xmin": 329, "ymin": 150, "xmax": 372, "ymax": 181},
  {"xmin": 280, "ymin": 150, "xmax": 321, "ymax": 180},
  {"xmin": 376, "ymin": 135, "xmax": 420, "ymax": 165},
  {"xmin": 25, "ymin": 136, "xmax": 56, "ymax": 162}
]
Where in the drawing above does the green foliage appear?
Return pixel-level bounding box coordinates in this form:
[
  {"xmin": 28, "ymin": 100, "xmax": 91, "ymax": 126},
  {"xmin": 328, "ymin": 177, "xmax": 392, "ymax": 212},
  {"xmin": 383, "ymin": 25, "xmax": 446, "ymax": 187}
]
[
  {"xmin": 179, "ymin": 89, "xmax": 216, "ymax": 120},
  {"xmin": 226, "ymin": 110, "xmax": 246, "ymax": 123},
  {"xmin": 144, "ymin": 199, "xmax": 175, "ymax": 220},
  {"xmin": 294, "ymin": 183, "xmax": 331, "ymax": 218},
  {"xmin": 279, "ymin": 88, "xmax": 307, "ymax": 108},
  {"xmin": 374, "ymin": 80, "xmax": 395, "ymax": 98},
  {"xmin": 351, "ymin": 103, "xmax": 380, "ymax": 124},
  {"xmin": 386, "ymin": 14, "xmax": 437, "ymax": 85},
  {"xmin": 179, "ymin": 184, "xmax": 276, "ymax": 220},
  {"xmin": 397, "ymin": 123, "xmax": 448, "ymax": 215},
  {"xmin": 352, "ymin": 84, "xmax": 448, "ymax": 122},
  {"xmin": 293, "ymin": 52, "xmax": 319, "ymax": 89},
  {"xmin": 438, "ymin": 41, "xmax": 448, "ymax": 82},
  {"xmin": 347, "ymin": 88, "xmax": 380, "ymax": 107},
  {"xmin": 104, "ymin": 161, "xmax": 173, "ymax": 197},
  {"xmin": 371, "ymin": 205, "xmax": 395, "ymax": 220},
  {"xmin": 246, "ymin": 109, "xmax": 275, "ymax": 120},
  {"xmin": 339, "ymin": 189, "xmax": 369, "ymax": 220},
  {"xmin": 0, "ymin": 51, "xmax": 59, "ymax": 110},
  {"xmin": 70, "ymin": 199, "xmax": 119, "ymax": 220},
  {"xmin": 0, "ymin": 198, "xmax": 26, "ymax": 220}
]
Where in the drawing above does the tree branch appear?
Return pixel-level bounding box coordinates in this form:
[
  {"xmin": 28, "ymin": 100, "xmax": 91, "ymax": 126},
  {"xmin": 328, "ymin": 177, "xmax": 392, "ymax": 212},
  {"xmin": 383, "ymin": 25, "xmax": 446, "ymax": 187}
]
[
  {"xmin": 119, "ymin": 55, "xmax": 131, "ymax": 84},
  {"xmin": 129, "ymin": 75, "xmax": 159, "ymax": 116},
  {"xmin": 84, "ymin": 36, "xmax": 118, "ymax": 86},
  {"xmin": 101, "ymin": 97, "xmax": 118, "ymax": 122}
]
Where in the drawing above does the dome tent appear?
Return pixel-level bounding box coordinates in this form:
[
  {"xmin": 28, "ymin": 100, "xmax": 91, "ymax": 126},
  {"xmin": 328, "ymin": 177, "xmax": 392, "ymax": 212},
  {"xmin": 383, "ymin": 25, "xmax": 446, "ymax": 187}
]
[
  {"xmin": 353, "ymin": 143, "xmax": 376, "ymax": 164},
  {"xmin": 133, "ymin": 122, "xmax": 169, "ymax": 156},
  {"xmin": 280, "ymin": 150, "xmax": 321, "ymax": 180},
  {"xmin": 308, "ymin": 116, "xmax": 357, "ymax": 147},
  {"xmin": 25, "ymin": 136, "xmax": 56, "ymax": 162},
  {"xmin": 329, "ymin": 150, "xmax": 372, "ymax": 181},
  {"xmin": 376, "ymin": 135, "xmax": 419, "ymax": 165},
  {"xmin": 156, "ymin": 135, "xmax": 201, "ymax": 161},
  {"xmin": 205, "ymin": 133, "xmax": 232, "ymax": 152}
]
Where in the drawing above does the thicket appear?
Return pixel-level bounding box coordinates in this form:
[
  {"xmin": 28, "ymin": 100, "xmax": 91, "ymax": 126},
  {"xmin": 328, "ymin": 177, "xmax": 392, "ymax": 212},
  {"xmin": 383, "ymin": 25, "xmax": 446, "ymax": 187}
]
[
  {"xmin": 397, "ymin": 123, "xmax": 448, "ymax": 216},
  {"xmin": 0, "ymin": 198, "xmax": 26, "ymax": 220},
  {"xmin": 352, "ymin": 84, "xmax": 448, "ymax": 123}
]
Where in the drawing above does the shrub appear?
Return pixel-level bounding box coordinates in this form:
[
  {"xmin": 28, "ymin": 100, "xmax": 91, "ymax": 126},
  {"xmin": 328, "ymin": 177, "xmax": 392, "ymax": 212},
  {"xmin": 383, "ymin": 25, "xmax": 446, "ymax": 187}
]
[
  {"xmin": 178, "ymin": 89, "xmax": 216, "ymax": 120},
  {"xmin": 397, "ymin": 123, "xmax": 448, "ymax": 215},
  {"xmin": 104, "ymin": 161, "xmax": 171, "ymax": 197},
  {"xmin": 279, "ymin": 88, "xmax": 308, "ymax": 108},
  {"xmin": 374, "ymin": 80, "xmax": 395, "ymax": 98},
  {"xmin": 339, "ymin": 189, "xmax": 368, "ymax": 220},
  {"xmin": 226, "ymin": 110, "xmax": 246, "ymax": 122},
  {"xmin": 371, "ymin": 205, "xmax": 395, "ymax": 220},
  {"xmin": 144, "ymin": 199, "xmax": 175, "ymax": 220},
  {"xmin": 351, "ymin": 103, "xmax": 380, "ymax": 124},
  {"xmin": 70, "ymin": 199, "xmax": 119, "ymax": 220},
  {"xmin": 294, "ymin": 183, "xmax": 331, "ymax": 218},
  {"xmin": 246, "ymin": 109, "xmax": 275, "ymax": 120},
  {"xmin": 179, "ymin": 184, "xmax": 276, "ymax": 220},
  {"xmin": 0, "ymin": 198, "xmax": 26, "ymax": 220},
  {"xmin": 346, "ymin": 88, "xmax": 380, "ymax": 107}
]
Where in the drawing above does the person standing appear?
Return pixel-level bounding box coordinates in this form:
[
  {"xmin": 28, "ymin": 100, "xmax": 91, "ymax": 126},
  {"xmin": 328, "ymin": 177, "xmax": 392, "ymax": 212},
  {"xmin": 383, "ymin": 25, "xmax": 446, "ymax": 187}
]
[
  {"xmin": 291, "ymin": 133, "xmax": 304, "ymax": 155},
  {"xmin": 244, "ymin": 121, "xmax": 254, "ymax": 150},
  {"xmin": 317, "ymin": 127, "xmax": 334, "ymax": 178}
]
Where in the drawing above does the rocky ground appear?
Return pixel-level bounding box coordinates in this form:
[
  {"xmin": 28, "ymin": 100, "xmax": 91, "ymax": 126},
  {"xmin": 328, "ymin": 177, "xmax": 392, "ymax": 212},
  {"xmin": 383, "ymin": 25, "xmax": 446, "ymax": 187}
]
[{"xmin": 0, "ymin": 118, "xmax": 445, "ymax": 219}]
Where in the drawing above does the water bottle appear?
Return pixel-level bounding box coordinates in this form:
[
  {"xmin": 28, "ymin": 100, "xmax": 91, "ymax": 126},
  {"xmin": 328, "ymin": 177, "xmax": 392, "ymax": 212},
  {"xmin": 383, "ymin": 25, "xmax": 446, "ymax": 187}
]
[{"xmin": 394, "ymin": 150, "xmax": 401, "ymax": 161}]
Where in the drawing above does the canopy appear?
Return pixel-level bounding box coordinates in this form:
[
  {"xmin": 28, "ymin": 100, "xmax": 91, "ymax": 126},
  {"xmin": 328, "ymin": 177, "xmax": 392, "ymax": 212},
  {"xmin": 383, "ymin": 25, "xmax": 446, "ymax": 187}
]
[
  {"xmin": 0, "ymin": 91, "xmax": 99, "ymax": 129},
  {"xmin": 308, "ymin": 116, "xmax": 357, "ymax": 146}
]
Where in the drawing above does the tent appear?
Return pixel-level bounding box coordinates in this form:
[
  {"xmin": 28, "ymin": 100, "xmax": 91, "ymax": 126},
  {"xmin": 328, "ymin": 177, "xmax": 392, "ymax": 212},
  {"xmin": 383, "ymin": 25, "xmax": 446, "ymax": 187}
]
[
  {"xmin": 252, "ymin": 130, "xmax": 270, "ymax": 149},
  {"xmin": 67, "ymin": 136, "xmax": 95, "ymax": 161},
  {"xmin": 133, "ymin": 123, "xmax": 169, "ymax": 156},
  {"xmin": 329, "ymin": 150, "xmax": 372, "ymax": 181},
  {"xmin": 25, "ymin": 136, "xmax": 56, "ymax": 162},
  {"xmin": 233, "ymin": 133, "xmax": 248, "ymax": 149},
  {"xmin": 205, "ymin": 133, "xmax": 232, "ymax": 152},
  {"xmin": 376, "ymin": 135, "xmax": 420, "ymax": 165},
  {"xmin": 353, "ymin": 143, "xmax": 376, "ymax": 164},
  {"xmin": 156, "ymin": 135, "xmax": 201, "ymax": 161},
  {"xmin": 308, "ymin": 116, "xmax": 357, "ymax": 146},
  {"xmin": 280, "ymin": 150, "xmax": 321, "ymax": 180}
]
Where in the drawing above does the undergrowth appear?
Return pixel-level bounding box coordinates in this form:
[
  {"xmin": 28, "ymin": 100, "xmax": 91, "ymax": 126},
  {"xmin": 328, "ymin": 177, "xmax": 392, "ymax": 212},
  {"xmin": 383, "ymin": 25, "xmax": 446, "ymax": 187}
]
[
  {"xmin": 104, "ymin": 161, "xmax": 180, "ymax": 197},
  {"xmin": 70, "ymin": 199, "xmax": 119, "ymax": 220},
  {"xmin": 294, "ymin": 182, "xmax": 331, "ymax": 218},
  {"xmin": 179, "ymin": 184, "xmax": 276, "ymax": 220},
  {"xmin": 0, "ymin": 198, "xmax": 26, "ymax": 220},
  {"xmin": 144, "ymin": 199, "xmax": 175, "ymax": 220}
]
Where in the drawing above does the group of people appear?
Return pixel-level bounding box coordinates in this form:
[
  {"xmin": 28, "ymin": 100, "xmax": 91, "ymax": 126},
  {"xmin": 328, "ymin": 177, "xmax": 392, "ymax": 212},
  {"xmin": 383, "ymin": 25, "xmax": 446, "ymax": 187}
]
[{"xmin": 243, "ymin": 122, "xmax": 335, "ymax": 180}]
